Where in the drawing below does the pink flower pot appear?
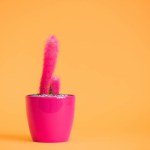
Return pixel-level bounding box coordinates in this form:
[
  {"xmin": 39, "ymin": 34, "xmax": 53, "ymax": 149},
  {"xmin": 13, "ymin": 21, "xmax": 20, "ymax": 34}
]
[{"xmin": 26, "ymin": 94, "xmax": 75, "ymax": 142}]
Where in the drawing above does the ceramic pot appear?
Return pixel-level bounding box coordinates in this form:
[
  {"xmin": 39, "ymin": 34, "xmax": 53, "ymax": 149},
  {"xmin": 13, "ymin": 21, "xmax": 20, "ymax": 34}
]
[{"xmin": 26, "ymin": 94, "xmax": 75, "ymax": 142}]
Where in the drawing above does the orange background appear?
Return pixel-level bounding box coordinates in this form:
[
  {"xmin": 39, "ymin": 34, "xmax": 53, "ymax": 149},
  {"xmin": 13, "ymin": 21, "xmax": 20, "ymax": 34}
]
[{"xmin": 0, "ymin": 0, "xmax": 150, "ymax": 149}]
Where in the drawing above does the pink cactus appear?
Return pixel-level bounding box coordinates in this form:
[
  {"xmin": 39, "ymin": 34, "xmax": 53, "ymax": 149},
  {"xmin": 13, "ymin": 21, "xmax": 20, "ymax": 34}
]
[
  {"xmin": 50, "ymin": 76, "xmax": 60, "ymax": 94},
  {"xmin": 39, "ymin": 36, "xmax": 59, "ymax": 94}
]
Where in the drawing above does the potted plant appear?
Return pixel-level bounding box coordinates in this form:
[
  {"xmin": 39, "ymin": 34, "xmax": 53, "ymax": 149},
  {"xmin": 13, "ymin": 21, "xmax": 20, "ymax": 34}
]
[{"xmin": 26, "ymin": 36, "xmax": 75, "ymax": 142}]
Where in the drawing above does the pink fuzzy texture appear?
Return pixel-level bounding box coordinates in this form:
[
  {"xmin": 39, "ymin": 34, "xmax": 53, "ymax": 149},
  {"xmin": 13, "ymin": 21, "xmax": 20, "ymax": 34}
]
[
  {"xmin": 50, "ymin": 76, "xmax": 60, "ymax": 94},
  {"xmin": 39, "ymin": 36, "xmax": 59, "ymax": 94}
]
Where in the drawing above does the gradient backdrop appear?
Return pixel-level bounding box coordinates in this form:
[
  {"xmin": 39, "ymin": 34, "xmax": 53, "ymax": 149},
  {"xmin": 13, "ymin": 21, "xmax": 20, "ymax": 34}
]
[{"xmin": 0, "ymin": 0, "xmax": 150, "ymax": 149}]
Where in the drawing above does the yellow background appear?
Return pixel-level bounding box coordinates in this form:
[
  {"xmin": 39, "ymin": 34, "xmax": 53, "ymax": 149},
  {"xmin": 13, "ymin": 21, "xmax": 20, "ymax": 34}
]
[{"xmin": 0, "ymin": 0, "xmax": 150, "ymax": 149}]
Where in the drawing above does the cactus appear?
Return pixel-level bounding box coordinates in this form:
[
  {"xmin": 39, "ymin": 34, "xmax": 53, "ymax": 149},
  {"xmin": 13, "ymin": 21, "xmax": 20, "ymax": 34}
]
[
  {"xmin": 39, "ymin": 35, "xmax": 59, "ymax": 94},
  {"xmin": 50, "ymin": 76, "xmax": 60, "ymax": 95}
]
